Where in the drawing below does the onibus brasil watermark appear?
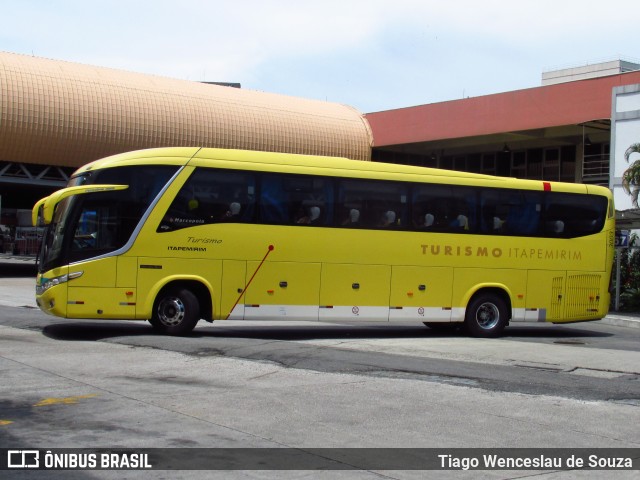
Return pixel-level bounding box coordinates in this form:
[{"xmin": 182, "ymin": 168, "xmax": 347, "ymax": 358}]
[{"xmin": 3, "ymin": 448, "xmax": 638, "ymax": 471}]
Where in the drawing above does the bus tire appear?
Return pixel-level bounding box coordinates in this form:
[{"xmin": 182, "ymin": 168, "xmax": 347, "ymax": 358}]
[
  {"xmin": 464, "ymin": 293, "xmax": 508, "ymax": 338},
  {"xmin": 150, "ymin": 287, "xmax": 200, "ymax": 335}
]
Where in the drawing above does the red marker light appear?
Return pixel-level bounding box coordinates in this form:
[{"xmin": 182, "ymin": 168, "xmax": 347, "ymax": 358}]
[{"xmin": 543, "ymin": 182, "xmax": 551, "ymax": 191}]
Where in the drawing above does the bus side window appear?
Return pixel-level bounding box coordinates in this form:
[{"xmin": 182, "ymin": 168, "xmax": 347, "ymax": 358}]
[
  {"xmin": 544, "ymin": 209, "xmax": 569, "ymax": 237},
  {"xmin": 413, "ymin": 184, "xmax": 452, "ymax": 231},
  {"xmin": 506, "ymin": 193, "xmax": 541, "ymax": 236},
  {"xmin": 259, "ymin": 173, "xmax": 332, "ymax": 226},
  {"xmin": 543, "ymin": 192, "xmax": 607, "ymax": 238},
  {"xmin": 337, "ymin": 179, "xmax": 366, "ymax": 228},
  {"xmin": 338, "ymin": 179, "xmax": 407, "ymax": 229},
  {"xmin": 259, "ymin": 175, "xmax": 286, "ymax": 224},
  {"xmin": 479, "ymin": 190, "xmax": 501, "ymax": 234},
  {"xmin": 341, "ymin": 208, "xmax": 361, "ymax": 227},
  {"xmin": 448, "ymin": 187, "xmax": 475, "ymax": 232},
  {"xmin": 220, "ymin": 202, "xmax": 242, "ymax": 221},
  {"xmin": 158, "ymin": 168, "xmax": 256, "ymax": 232},
  {"xmin": 479, "ymin": 189, "xmax": 542, "ymax": 237},
  {"xmin": 413, "ymin": 185, "xmax": 477, "ymax": 233}
]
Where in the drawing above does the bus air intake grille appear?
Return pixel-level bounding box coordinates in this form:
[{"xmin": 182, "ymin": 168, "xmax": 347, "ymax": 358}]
[{"xmin": 565, "ymin": 274, "xmax": 602, "ymax": 320}]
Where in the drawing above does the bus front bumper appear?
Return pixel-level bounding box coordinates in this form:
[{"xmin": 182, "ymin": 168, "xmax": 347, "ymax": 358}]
[{"xmin": 35, "ymin": 272, "xmax": 70, "ymax": 317}]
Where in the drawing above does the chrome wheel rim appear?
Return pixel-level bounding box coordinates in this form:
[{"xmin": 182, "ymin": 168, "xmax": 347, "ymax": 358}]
[
  {"xmin": 157, "ymin": 297, "xmax": 185, "ymax": 326},
  {"xmin": 476, "ymin": 302, "xmax": 500, "ymax": 330}
]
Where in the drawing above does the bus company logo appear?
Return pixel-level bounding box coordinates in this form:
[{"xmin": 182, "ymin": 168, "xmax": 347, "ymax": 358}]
[
  {"xmin": 7, "ymin": 450, "xmax": 39, "ymax": 468},
  {"xmin": 418, "ymin": 307, "xmax": 425, "ymax": 316},
  {"xmin": 421, "ymin": 244, "xmax": 504, "ymax": 258},
  {"xmin": 352, "ymin": 306, "xmax": 360, "ymax": 315},
  {"xmin": 167, "ymin": 246, "xmax": 207, "ymax": 252},
  {"xmin": 420, "ymin": 244, "xmax": 582, "ymax": 261}
]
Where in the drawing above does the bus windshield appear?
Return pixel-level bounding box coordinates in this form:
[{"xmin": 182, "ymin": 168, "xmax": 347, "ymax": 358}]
[{"xmin": 38, "ymin": 165, "xmax": 179, "ymax": 272}]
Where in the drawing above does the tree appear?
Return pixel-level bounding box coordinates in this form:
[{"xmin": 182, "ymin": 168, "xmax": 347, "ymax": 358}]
[{"xmin": 622, "ymin": 142, "xmax": 640, "ymax": 206}]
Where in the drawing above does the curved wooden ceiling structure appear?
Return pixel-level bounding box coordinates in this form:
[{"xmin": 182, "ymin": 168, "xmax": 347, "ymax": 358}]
[{"xmin": 0, "ymin": 51, "xmax": 372, "ymax": 168}]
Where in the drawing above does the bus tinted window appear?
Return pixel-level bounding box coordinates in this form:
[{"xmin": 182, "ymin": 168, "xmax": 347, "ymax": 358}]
[
  {"xmin": 259, "ymin": 174, "xmax": 333, "ymax": 226},
  {"xmin": 157, "ymin": 166, "xmax": 608, "ymax": 239},
  {"xmin": 543, "ymin": 192, "xmax": 607, "ymax": 238},
  {"xmin": 159, "ymin": 168, "xmax": 256, "ymax": 232},
  {"xmin": 338, "ymin": 179, "xmax": 407, "ymax": 228},
  {"xmin": 479, "ymin": 189, "xmax": 542, "ymax": 236},
  {"xmin": 412, "ymin": 184, "xmax": 476, "ymax": 232}
]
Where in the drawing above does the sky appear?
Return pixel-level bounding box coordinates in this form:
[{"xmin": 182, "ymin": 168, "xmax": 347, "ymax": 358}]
[{"xmin": 2, "ymin": 0, "xmax": 639, "ymax": 113}]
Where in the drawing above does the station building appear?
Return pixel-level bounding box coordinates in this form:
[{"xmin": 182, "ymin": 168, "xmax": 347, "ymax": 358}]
[{"xmin": 2, "ymin": 51, "xmax": 640, "ymax": 249}]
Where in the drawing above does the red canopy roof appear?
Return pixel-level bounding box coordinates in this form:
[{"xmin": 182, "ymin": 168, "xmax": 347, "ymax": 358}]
[{"xmin": 366, "ymin": 71, "xmax": 640, "ymax": 147}]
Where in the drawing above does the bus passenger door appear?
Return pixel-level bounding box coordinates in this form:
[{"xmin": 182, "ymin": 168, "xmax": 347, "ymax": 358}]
[
  {"xmin": 319, "ymin": 264, "xmax": 391, "ymax": 321},
  {"xmin": 526, "ymin": 270, "xmax": 566, "ymax": 322},
  {"xmin": 243, "ymin": 262, "xmax": 321, "ymax": 321},
  {"xmin": 389, "ymin": 266, "xmax": 453, "ymax": 322},
  {"xmin": 221, "ymin": 260, "xmax": 246, "ymax": 320}
]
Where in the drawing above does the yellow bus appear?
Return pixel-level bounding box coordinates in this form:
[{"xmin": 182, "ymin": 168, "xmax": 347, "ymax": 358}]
[{"xmin": 32, "ymin": 147, "xmax": 615, "ymax": 337}]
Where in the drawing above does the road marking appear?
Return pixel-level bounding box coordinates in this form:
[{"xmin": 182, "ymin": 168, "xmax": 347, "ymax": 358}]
[
  {"xmin": 33, "ymin": 394, "xmax": 98, "ymax": 407},
  {"xmin": 0, "ymin": 420, "xmax": 13, "ymax": 426}
]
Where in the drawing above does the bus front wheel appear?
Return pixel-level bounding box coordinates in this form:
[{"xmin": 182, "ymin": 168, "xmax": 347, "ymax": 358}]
[
  {"xmin": 464, "ymin": 293, "xmax": 508, "ymax": 338},
  {"xmin": 150, "ymin": 287, "xmax": 200, "ymax": 335}
]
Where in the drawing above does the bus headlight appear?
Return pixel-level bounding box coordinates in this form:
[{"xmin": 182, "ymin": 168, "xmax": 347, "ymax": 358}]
[{"xmin": 36, "ymin": 271, "xmax": 83, "ymax": 295}]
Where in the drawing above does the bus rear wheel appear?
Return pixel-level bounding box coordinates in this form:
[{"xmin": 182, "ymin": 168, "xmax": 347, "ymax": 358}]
[
  {"xmin": 464, "ymin": 293, "xmax": 508, "ymax": 338},
  {"xmin": 150, "ymin": 287, "xmax": 200, "ymax": 335}
]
